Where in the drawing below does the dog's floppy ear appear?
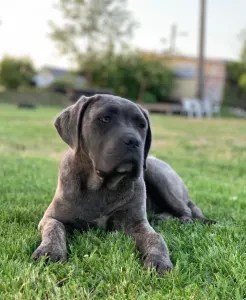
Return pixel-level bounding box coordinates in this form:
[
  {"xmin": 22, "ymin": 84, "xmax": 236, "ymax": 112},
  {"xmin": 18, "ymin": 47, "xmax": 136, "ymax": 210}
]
[
  {"xmin": 54, "ymin": 95, "xmax": 98, "ymax": 152},
  {"xmin": 137, "ymin": 105, "xmax": 152, "ymax": 169}
]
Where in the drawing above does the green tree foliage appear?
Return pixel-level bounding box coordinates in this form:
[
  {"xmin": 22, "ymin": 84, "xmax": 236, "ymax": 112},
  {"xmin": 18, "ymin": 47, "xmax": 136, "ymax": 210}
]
[
  {"xmin": 223, "ymin": 30, "xmax": 246, "ymax": 109},
  {"xmin": 241, "ymin": 41, "xmax": 246, "ymax": 65},
  {"xmin": 239, "ymin": 29, "xmax": 246, "ymax": 64},
  {"xmin": 226, "ymin": 62, "xmax": 246, "ymax": 84},
  {"xmin": 0, "ymin": 56, "xmax": 35, "ymax": 90},
  {"xmin": 89, "ymin": 53, "xmax": 174, "ymax": 102},
  {"xmin": 224, "ymin": 61, "xmax": 246, "ymax": 109},
  {"xmin": 239, "ymin": 73, "xmax": 246, "ymax": 93},
  {"xmin": 239, "ymin": 41, "xmax": 246, "ymax": 93},
  {"xmin": 50, "ymin": 0, "xmax": 137, "ymax": 86}
]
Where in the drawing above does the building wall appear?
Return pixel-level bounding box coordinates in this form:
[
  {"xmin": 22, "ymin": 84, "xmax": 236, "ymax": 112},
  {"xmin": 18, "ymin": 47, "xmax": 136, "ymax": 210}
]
[
  {"xmin": 33, "ymin": 70, "xmax": 55, "ymax": 87},
  {"xmin": 171, "ymin": 79, "xmax": 197, "ymax": 98},
  {"xmin": 165, "ymin": 56, "xmax": 226, "ymax": 102}
]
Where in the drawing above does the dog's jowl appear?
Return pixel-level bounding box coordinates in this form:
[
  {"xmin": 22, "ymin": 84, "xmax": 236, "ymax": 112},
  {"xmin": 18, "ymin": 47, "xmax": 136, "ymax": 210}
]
[{"xmin": 32, "ymin": 94, "xmax": 215, "ymax": 274}]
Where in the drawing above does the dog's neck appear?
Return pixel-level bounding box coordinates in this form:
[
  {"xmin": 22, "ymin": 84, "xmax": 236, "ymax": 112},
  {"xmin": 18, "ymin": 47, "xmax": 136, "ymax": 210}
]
[
  {"xmin": 72, "ymin": 150, "xmax": 137, "ymax": 192},
  {"xmin": 70, "ymin": 150, "xmax": 102, "ymax": 191}
]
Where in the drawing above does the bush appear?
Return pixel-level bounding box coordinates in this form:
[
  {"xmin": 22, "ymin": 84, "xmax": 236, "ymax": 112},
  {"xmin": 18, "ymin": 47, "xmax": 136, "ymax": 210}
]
[
  {"xmin": 143, "ymin": 92, "xmax": 157, "ymax": 103},
  {"xmin": 83, "ymin": 52, "xmax": 174, "ymax": 103},
  {"xmin": 239, "ymin": 73, "xmax": 246, "ymax": 93},
  {"xmin": 0, "ymin": 56, "xmax": 35, "ymax": 90},
  {"xmin": 224, "ymin": 62, "xmax": 246, "ymax": 109}
]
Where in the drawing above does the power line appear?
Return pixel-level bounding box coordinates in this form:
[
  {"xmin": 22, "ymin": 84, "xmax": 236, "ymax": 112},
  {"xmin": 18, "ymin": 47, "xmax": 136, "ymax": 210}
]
[{"xmin": 161, "ymin": 23, "xmax": 188, "ymax": 54}]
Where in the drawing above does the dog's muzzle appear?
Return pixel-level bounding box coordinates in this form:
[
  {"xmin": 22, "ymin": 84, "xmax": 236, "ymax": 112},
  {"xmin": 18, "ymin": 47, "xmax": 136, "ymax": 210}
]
[{"xmin": 96, "ymin": 158, "xmax": 140, "ymax": 179}]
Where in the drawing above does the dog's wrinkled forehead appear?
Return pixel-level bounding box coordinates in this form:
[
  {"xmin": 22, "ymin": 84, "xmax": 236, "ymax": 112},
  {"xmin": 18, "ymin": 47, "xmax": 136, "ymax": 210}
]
[{"xmin": 86, "ymin": 94, "xmax": 145, "ymax": 119}]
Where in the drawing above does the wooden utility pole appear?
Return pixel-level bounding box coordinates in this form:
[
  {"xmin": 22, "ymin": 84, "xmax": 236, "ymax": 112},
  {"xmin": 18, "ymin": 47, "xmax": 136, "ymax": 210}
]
[{"xmin": 197, "ymin": 0, "xmax": 206, "ymax": 100}]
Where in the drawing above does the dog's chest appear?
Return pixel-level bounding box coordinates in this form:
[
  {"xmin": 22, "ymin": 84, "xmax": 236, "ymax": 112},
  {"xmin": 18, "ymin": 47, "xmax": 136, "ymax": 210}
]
[
  {"xmin": 92, "ymin": 215, "xmax": 109, "ymax": 230},
  {"xmin": 75, "ymin": 182, "xmax": 135, "ymax": 228}
]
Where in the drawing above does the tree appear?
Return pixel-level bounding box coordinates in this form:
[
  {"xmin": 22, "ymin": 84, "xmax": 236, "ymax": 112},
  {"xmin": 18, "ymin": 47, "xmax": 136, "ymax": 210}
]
[
  {"xmin": 90, "ymin": 52, "xmax": 174, "ymax": 102},
  {"xmin": 239, "ymin": 73, "xmax": 246, "ymax": 93},
  {"xmin": 0, "ymin": 56, "xmax": 35, "ymax": 90},
  {"xmin": 49, "ymin": 0, "xmax": 137, "ymax": 86},
  {"xmin": 238, "ymin": 29, "xmax": 246, "ymax": 64},
  {"xmin": 224, "ymin": 29, "xmax": 246, "ymax": 109},
  {"xmin": 238, "ymin": 30, "xmax": 246, "ymax": 95},
  {"xmin": 241, "ymin": 41, "xmax": 246, "ymax": 65}
]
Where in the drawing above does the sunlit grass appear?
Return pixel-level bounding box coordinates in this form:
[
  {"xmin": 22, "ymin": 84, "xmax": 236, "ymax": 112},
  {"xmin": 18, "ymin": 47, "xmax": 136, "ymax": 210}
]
[{"xmin": 0, "ymin": 103, "xmax": 245, "ymax": 299}]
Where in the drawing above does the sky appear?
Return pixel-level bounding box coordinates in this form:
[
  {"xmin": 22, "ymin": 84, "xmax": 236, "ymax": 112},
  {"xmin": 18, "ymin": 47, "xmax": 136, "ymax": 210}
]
[{"xmin": 0, "ymin": 0, "xmax": 245, "ymax": 69}]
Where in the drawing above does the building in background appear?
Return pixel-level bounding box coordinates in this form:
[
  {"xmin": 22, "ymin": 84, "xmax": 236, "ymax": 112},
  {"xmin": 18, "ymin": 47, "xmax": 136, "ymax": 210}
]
[
  {"xmin": 139, "ymin": 51, "xmax": 226, "ymax": 104},
  {"xmin": 33, "ymin": 66, "xmax": 86, "ymax": 88},
  {"xmin": 165, "ymin": 55, "xmax": 226, "ymax": 104}
]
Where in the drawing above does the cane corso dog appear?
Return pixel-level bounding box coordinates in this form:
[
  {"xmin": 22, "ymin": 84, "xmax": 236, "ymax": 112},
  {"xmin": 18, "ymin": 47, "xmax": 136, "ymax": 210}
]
[{"xmin": 32, "ymin": 94, "xmax": 214, "ymax": 274}]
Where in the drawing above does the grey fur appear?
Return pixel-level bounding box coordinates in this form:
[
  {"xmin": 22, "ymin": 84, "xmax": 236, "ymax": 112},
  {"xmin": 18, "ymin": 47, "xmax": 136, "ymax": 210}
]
[
  {"xmin": 32, "ymin": 94, "xmax": 215, "ymax": 274},
  {"xmin": 145, "ymin": 157, "xmax": 214, "ymax": 224}
]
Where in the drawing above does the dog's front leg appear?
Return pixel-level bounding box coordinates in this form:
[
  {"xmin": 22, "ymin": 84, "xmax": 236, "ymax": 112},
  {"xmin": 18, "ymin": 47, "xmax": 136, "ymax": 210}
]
[
  {"xmin": 32, "ymin": 217, "xmax": 67, "ymax": 262},
  {"xmin": 128, "ymin": 220, "xmax": 173, "ymax": 274},
  {"xmin": 114, "ymin": 213, "xmax": 173, "ymax": 274}
]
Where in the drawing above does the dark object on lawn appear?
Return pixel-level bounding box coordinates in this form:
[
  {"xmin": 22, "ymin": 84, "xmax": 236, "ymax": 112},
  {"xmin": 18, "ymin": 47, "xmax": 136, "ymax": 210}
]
[
  {"xmin": 32, "ymin": 94, "xmax": 215, "ymax": 275},
  {"xmin": 18, "ymin": 103, "xmax": 36, "ymax": 109}
]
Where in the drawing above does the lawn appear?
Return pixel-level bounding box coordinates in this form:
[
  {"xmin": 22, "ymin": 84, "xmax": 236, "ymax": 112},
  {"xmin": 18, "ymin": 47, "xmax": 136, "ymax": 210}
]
[{"xmin": 0, "ymin": 103, "xmax": 246, "ymax": 299}]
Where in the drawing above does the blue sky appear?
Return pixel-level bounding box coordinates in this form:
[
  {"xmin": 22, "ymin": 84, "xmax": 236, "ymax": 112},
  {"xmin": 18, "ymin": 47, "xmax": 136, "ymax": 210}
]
[{"xmin": 0, "ymin": 0, "xmax": 245, "ymax": 68}]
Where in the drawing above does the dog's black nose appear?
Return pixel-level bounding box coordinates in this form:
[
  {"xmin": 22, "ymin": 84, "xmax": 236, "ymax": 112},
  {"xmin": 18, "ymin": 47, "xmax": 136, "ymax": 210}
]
[{"xmin": 123, "ymin": 137, "xmax": 140, "ymax": 149}]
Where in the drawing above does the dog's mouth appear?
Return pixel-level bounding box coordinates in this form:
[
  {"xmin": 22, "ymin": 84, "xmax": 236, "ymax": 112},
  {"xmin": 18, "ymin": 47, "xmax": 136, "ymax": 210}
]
[
  {"xmin": 116, "ymin": 163, "xmax": 134, "ymax": 174},
  {"xmin": 96, "ymin": 160, "xmax": 139, "ymax": 179},
  {"xmin": 96, "ymin": 160, "xmax": 140, "ymax": 190},
  {"xmin": 96, "ymin": 161, "xmax": 139, "ymax": 190}
]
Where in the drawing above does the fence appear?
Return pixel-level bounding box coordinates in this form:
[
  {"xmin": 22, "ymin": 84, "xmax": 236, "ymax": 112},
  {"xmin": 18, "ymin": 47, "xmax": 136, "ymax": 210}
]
[{"xmin": 0, "ymin": 91, "xmax": 67, "ymax": 107}]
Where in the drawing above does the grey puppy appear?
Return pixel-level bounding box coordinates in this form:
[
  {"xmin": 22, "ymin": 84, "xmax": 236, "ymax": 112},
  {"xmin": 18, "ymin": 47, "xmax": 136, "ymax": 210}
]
[{"xmin": 32, "ymin": 94, "xmax": 214, "ymax": 274}]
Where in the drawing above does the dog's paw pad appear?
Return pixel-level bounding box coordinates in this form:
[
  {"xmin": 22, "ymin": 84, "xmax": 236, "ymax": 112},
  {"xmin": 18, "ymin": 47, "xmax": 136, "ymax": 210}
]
[
  {"xmin": 144, "ymin": 254, "xmax": 173, "ymax": 275},
  {"xmin": 179, "ymin": 216, "xmax": 193, "ymax": 223},
  {"xmin": 32, "ymin": 245, "xmax": 67, "ymax": 263}
]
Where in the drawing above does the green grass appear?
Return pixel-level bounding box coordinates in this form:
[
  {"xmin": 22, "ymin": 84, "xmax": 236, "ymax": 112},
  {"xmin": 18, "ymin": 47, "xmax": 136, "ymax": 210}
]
[{"xmin": 0, "ymin": 103, "xmax": 246, "ymax": 299}]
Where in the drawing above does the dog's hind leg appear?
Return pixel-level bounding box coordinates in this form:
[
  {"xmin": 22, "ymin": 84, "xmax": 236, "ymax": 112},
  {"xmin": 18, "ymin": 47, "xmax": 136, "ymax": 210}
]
[
  {"xmin": 145, "ymin": 156, "xmax": 193, "ymax": 221},
  {"xmin": 187, "ymin": 200, "xmax": 216, "ymax": 224},
  {"xmin": 145, "ymin": 156, "xmax": 216, "ymax": 223}
]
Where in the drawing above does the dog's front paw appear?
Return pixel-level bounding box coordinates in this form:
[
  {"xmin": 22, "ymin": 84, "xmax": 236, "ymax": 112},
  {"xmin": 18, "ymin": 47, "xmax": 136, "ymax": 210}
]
[
  {"xmin": 143, "ymin": 254, "xmax": 173, "ymax": 275},
  {"xmin": 32, "ymin": 243, "xmax": 67, "ymax": 263},
  {"xmin": 179, "ymin": 216, "xmax": 193, "ymax": 223}
]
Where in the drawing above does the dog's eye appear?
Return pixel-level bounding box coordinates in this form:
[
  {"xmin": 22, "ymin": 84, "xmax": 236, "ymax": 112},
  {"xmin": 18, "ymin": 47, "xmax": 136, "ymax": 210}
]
[
  {"xmin": 99, "ymin": 116, "xmax": 111, "ymax": 123},
  {"xmin": 139, "ymin": 123, "xmax": 146, "ymax": 129}
]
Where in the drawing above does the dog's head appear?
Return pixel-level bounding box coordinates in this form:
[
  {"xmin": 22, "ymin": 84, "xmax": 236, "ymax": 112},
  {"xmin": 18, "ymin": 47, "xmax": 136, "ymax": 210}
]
[{"xmin": 55, "ymin": 94, "xmax": 151, "ymax": 180}]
